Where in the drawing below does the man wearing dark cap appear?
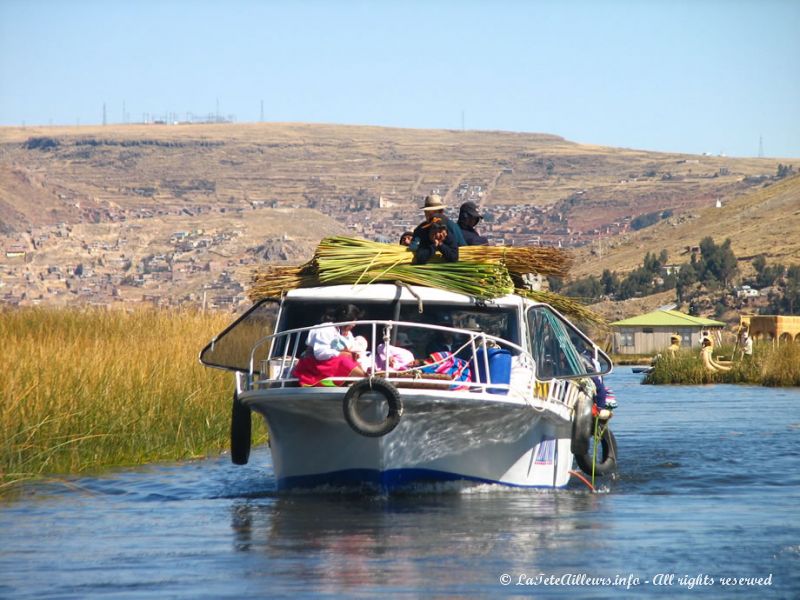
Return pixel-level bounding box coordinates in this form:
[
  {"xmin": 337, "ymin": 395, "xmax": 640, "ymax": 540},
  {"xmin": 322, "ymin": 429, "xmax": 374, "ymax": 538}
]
[{"xmin": 458, "ymin": 201, "xmax": 489, "ymax": 245}]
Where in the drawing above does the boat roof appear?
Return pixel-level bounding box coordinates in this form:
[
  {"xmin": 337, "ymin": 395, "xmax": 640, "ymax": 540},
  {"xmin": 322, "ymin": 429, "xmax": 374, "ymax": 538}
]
[{"xmin": 284, "ymin": 284, "xmax": 534, "ymax": 308}]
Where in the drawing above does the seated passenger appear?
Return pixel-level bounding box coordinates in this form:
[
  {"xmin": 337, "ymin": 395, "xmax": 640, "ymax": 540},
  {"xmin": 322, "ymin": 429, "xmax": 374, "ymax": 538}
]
[
  {"xmin": 412, "ymin": 218, "xmax": 458, "ymax": 265},
  {"xmin": 375, "ymin": 332, "xmax": 416, "ymax": 371},
  {"xmin": 408, "ymin": 194, "xmax": 466, "ymax": 252},
  {"xmin": 292, "ymin": 304, "xmax": 368, "ymax": 386},
  {"xmin": 426, "ymin": 328, "xmax": 457, "ymax": 355}
]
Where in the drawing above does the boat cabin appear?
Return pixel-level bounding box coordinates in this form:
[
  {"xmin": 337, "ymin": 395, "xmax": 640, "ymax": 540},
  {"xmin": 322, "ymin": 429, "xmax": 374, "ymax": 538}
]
[{"xmin": 201, "ymin": 283, "xmax": 611, "ymax": 391}]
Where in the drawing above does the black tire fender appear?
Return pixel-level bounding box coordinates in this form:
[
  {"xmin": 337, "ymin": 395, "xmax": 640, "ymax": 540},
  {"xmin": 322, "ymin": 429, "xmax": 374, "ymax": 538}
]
[
  {"xmin": 575, "ymin": 427, "xmax": 617, "ymax": 477},
  {"xmin": 571, "ymin": 393, "xmax": 593, "ymax": 456},
  {"xmin": 231, "ymin": 389, "xmax": 251, "ymax": 465},
  {"xmin": 343, "ymin": 377, "xmax": 403, "ymax": 438}
]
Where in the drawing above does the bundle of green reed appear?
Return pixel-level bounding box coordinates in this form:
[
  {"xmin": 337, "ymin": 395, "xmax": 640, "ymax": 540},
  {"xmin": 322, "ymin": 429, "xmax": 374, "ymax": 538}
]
[
  {"xmin": 313, "ymin": 237, "xmax": 514, "ymax": 298},
  {"xmin": 247, "ymin": 236, "xmax": 580, "ymax": 306},
  {"xmin": 314, "ymin": 236, "xmax": 571, "ymax": 279},
  {"xmin": 326, "ymin": 260, "xmax": 514, "ymax": 298}
]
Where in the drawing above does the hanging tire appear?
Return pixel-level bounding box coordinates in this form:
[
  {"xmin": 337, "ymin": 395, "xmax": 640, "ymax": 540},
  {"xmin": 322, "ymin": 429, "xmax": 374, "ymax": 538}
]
[
  {"xmin": 575, "ymin": 427, "xmax": 617, "ymax": 476},
  {"xmin": 571, "ymin": 393, "xmax": 593, "ymax": 456},
  {"xmin": 231, "ymin": 390, "xmax": 251, "ymax": 465},
  {"xmin": 343, "ymin": 378, "xmax": 403, "ymax": 438}
]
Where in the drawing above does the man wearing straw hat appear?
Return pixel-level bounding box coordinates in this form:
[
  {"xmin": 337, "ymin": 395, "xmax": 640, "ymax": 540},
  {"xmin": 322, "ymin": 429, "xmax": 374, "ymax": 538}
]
[{"xmin": 408, "ymin": 194, "xmax": 466, "ymax": 252}]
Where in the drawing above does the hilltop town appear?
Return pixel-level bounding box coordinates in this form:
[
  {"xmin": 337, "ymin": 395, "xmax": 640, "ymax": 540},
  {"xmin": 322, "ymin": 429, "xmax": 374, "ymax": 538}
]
[{"xmin": 0, "ymin": 122, "xmax": 795, "ymax": 312}]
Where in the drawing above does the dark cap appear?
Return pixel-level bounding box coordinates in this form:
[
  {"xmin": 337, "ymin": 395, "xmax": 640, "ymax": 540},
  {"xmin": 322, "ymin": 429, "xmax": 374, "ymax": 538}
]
[{"xmin": 459, "ymin": 201, "xmax": 482, "ymax": 219}]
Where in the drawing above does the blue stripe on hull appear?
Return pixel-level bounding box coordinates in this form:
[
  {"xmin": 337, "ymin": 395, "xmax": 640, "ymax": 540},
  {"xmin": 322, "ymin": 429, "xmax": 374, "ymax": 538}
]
[{"xmin": 277, "ymin": 468, "xmax": 567, "ymax": 491}]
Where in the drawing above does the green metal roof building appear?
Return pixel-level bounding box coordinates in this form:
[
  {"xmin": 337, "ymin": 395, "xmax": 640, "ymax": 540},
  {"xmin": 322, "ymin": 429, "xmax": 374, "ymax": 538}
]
[{"xmin": 610, "ymin": 309, "xmax": 726, "ymax": 355}]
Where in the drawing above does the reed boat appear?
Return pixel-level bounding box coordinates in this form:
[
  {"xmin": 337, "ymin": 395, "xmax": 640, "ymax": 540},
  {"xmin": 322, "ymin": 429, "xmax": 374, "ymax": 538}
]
[{"xmin": 200, "ymin": 283, "xmax": 617, "ymax": 490}]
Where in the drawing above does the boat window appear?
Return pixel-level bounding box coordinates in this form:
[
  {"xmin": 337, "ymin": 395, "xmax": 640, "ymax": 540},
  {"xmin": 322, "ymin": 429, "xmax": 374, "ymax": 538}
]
[
  {"xmin": 527, "ymin": 306, "xmax": 611, "ymax": 378},
  {"xmin": 199, "ymin": 300, "xmax": 280, "ymax": 372},
  {"xmin": 272, "ymin": 299, "xmax": 397, "ymax": 358},
  {"xmin": 398, "ymin": 303, "xmax": 520, "ymax": 356},
  {"xmin": 273, "ymin": 299, "xmax": 520, "ymax": 361}
]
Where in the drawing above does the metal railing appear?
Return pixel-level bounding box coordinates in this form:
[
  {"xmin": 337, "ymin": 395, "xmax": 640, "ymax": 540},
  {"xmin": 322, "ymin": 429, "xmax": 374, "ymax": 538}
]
[
  {"xmin": 241, "ymin": 320, "xmax": 592, "ymax": 416},
  {"xmin": 245, "ymin": 320, "xmax": 534, "ymax": 396}
]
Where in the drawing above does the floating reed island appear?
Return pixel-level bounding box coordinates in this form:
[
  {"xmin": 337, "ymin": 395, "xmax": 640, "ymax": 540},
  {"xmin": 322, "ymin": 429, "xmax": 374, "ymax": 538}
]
[
  {"xmin": 644, "ymin": 344, "xmax": 800, "ymax": 387},
  {"xmin": 248, "ymin": 236, "xmax": 604, "ymax": 326}
]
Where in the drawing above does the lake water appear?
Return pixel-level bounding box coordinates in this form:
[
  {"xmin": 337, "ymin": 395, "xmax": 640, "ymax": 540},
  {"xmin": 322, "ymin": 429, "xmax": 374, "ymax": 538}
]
[{"xmin": 1, "ymin": 369, "xmax": 799, "ymax": 598}]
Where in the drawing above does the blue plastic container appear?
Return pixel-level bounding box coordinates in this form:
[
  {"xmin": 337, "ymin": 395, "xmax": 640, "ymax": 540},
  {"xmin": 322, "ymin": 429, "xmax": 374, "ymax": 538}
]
[{"xmin": 473, "ymin": 348, "xmax": 512, "ymax": 395}]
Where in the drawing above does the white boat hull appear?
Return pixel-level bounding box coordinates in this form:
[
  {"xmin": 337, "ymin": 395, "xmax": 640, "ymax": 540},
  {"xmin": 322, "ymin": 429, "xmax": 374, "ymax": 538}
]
[{"xmin": 241, "ymin": 388, "xmax": 575, "ymax": 490}]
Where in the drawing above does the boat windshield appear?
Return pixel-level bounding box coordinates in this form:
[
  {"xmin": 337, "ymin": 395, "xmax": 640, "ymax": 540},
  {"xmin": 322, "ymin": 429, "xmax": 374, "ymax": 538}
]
[
  {"xmin": 199, "ymin": 300, "xmax": 279, "ymax": 372},
  {"xmin": 527, "ymin": 305, "xmax": 611, "ymax": 379}
]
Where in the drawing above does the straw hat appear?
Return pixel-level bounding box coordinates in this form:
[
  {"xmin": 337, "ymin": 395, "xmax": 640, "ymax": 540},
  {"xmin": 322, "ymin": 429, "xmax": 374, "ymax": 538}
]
[{"xmin": 422, "ymin": 194, "xmax": 446, "ymax": 211}]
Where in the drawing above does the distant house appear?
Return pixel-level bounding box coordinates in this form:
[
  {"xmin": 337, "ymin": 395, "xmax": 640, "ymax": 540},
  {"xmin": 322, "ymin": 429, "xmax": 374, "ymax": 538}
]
[
  {"xmin": 610, "ymin": 309, "xmax": 726, "ymax": 355},
  {"xmin": 735, "ymin": 285, "xmax": 760, "ymax": 299},
  {"xmin": 5, "ymin": 245, "xmax": 26, "ymax": 259},
  {"xmin": 661, "ymin": 264, "xmax": 682, "ymax": 276}
]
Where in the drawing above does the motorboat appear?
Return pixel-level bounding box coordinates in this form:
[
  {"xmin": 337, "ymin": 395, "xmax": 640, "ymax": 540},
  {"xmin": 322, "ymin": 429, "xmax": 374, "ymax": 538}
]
[{"xmin": 200, "ymin": 283, "xmax": 617, "ymax": 491}]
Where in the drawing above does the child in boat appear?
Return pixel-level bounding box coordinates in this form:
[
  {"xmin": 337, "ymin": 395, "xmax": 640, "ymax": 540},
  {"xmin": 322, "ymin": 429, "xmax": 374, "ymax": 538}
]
[
  {"xmin": 292, "ymin": 304, "xmax": 368, "ymax": 386},
  {"xmin": 375, "ymin": 332, "xmax": 416, "ymax": 371}
]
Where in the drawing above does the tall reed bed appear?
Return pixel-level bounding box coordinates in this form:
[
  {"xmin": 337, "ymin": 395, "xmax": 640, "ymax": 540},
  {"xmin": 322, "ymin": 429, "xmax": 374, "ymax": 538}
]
[
  {"xmin": 761, "ymin": 343, "xmax": 800, "ymax": 387},
  {"xmin": 1, "ymin": 306, "xmax": 261, "ymax": 492},
  {"xmin": 644, "ymin": 343, "xmax": 800, "ymax": 386}
]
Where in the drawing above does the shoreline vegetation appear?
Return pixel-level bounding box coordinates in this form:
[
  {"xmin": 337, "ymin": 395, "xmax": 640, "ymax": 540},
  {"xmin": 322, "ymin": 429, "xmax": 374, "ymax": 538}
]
[
  {"xmin": 643, "ymin": 343, "xmax": 800, "ymax": 386},
  {"xmin": 0, "ymin": 307, "xmax": 265, "ymax": 495}
]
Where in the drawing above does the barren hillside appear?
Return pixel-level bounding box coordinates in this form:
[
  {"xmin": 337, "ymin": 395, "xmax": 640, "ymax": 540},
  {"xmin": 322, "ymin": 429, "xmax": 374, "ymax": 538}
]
[
  {"xmin": 0, "ymin": 122, "xmax": 786, "ymax": 236},
  {"xmin": 570, "ymin": 174, "xmax": 800, "ymax": 279}
]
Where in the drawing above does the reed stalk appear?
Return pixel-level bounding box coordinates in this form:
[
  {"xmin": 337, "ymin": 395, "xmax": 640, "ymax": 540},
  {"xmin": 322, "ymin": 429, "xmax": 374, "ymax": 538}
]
[{"xmin": 0, "ymin": 306, "xmax": 264, "ymax": 494}]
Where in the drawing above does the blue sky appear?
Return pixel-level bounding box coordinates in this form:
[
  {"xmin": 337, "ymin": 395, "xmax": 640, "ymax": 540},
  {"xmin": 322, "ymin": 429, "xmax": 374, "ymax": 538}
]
[{"xmin": 1, "ymin": 0, "xmax": 798, "ymax": 157}]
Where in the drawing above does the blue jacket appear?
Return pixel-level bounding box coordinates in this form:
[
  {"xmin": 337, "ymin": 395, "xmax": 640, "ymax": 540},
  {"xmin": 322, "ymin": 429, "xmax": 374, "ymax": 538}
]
[{"xmin": 408, "ymin": 216, "xmax": 466, "ymax": 251}]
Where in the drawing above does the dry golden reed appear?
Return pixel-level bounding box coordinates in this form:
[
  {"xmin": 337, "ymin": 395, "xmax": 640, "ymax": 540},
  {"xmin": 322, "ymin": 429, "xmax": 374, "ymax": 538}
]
[{"xmin": 0, "ymin": 306, "xmax": 262, "ymax": 493}]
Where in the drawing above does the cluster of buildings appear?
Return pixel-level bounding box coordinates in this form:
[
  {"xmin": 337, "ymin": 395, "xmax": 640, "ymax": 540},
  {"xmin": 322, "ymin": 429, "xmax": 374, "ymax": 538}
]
[
  {"xmin": 309, "ymin": 188, "xmax": 631, "ymax": 248},
  {"xmin": 1, "ymin": 223, "xmax": 248, "ymax": 310},
  {"xmin": 0, "ymin": 180, "xmax": 756, "ymax": 313}
]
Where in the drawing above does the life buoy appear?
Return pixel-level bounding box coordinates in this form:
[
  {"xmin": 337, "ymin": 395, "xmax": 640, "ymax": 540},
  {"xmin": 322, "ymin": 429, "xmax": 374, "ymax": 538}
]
[
  {"xmin": 343, "ymin": 377, "xmax": 403, "ymax": 437},
  {"xmin": 575, "ymin": 427, "xmax": 617, "ymax": 476},
  {"xmin": 571, "ymin": 393, "xmax": 593, "ymax": 456},
  {"xmin": 231, "ymin": 390, "xmax": 251, "ymax": 465}
]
